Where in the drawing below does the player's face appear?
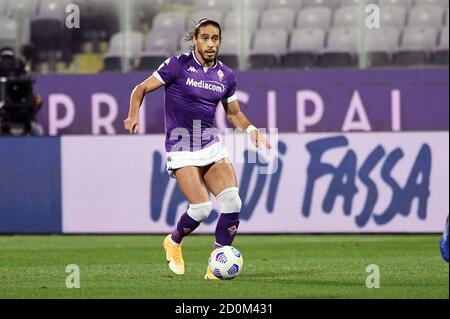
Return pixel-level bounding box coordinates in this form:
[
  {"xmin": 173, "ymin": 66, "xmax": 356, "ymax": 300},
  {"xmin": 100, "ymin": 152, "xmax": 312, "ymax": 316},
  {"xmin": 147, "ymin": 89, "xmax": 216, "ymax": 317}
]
[{"xmin": 194, "ymin": 25, "xmax": 221, "ymax": 63}]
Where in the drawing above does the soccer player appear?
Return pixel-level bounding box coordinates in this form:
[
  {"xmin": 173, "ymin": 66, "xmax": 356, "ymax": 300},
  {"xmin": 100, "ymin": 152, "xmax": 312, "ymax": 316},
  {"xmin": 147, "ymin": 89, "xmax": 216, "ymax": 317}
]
[
  {"xmin": 440, "ymin": 216, "xmax": 448, "ymax": 263},
  {"xmin": 124, "ymin": 19, "xmax": 271, "ymax": 279}
]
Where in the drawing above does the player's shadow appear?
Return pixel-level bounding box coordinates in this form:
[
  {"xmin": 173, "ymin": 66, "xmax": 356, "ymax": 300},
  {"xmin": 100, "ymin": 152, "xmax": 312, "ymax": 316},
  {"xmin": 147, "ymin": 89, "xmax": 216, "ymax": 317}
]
[
  {"xmin": 243, "ymin": 269, "xmax": 363, "ymax": 288},
  {"xmin": 244, "ymin": 270, "xmax": 446, "ymax": 289}
]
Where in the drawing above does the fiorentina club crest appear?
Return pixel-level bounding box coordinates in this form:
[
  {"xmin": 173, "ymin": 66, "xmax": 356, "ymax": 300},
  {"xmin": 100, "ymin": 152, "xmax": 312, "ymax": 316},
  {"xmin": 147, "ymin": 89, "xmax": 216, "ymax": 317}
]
[
  {"xmin": 217, "ymin": 69, "xmax": 224, "ymax": 81},
  {"xmin": 228, "ymin": 225, "xmax": 237, "ymax": 236}
]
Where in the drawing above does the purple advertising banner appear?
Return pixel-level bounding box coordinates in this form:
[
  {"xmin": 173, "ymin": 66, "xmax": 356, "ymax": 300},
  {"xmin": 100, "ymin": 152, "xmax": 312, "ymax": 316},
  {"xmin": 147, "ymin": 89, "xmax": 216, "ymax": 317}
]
[{"xmin": 34, "ymin": 69, "xmax": 449, "ymax": 135}]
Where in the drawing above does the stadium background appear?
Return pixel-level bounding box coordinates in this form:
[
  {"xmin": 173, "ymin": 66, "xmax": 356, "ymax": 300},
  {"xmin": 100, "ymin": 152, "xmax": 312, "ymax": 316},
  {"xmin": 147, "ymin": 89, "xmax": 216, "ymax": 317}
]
[
  {"xmin": 0, "ymin": 0, "xmax": 448, "ymax": 234},
  {"xmin": 0, "ymin": 0, "xmax": 448, "ymax": 299}
]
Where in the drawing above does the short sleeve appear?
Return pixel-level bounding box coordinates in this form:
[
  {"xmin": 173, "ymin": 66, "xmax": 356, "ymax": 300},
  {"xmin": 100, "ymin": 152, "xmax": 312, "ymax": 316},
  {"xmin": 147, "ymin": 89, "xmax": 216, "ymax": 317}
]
[
  {"xmin": 152, "ymin": 56, "xmax": 179, "ymax": 85},
  {"xmin": 225, "ymin": 72, "xmax": 237, "ymax": 103}
]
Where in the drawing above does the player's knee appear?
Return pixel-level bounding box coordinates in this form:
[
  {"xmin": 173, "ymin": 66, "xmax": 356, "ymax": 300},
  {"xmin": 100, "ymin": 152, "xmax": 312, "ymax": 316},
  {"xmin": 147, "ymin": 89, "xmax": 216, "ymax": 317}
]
[
  {"xmin": 187, "ymin": 201, "xmax": 213, "ymax": 222},
  {"xmin": 217, "ymin": 187, "xmax": 242, "ymax": 214}
]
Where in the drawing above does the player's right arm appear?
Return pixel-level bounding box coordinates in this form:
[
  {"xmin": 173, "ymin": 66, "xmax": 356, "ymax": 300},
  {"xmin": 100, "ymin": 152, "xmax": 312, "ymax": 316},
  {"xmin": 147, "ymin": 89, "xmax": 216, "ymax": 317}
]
[{"xmin": 124, "ymin": 75, "xmax": 164, "ymax": 134}]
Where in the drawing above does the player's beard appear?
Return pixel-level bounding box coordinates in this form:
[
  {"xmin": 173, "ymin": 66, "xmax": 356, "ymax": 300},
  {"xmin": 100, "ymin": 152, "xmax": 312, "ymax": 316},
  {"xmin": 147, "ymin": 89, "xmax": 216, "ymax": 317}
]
[{"xmin": 200, "ymin": 48, "xmax": 217, "ymax": 64}]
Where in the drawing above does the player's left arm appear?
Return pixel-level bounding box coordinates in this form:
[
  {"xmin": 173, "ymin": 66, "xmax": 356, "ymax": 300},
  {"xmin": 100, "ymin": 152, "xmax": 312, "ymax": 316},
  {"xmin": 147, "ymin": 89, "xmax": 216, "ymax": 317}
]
[{"xmin": 223, "ymin": 99, "xmax": 272, "ymax": 150}]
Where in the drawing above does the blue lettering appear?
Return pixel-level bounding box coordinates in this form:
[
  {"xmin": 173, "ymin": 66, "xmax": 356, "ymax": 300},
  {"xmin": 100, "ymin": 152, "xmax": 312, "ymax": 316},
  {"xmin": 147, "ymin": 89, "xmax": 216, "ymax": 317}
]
[
  {"xmin": 355, "ymin": 146, "xmax": 385, "ymax": 227},
  {"xmin": 372, "ymin": 148, "xmax": 404, "ymax": 225},
  {"xmin": 402, "ymin": 144, "xmax": 431, "ymax": 220},
  {"xmin": 374, "ymin": 144, "xmax": 431, "ymax": 225},
  {"xmin": 303, "ymin": 137, "xmax": 432, "ymax": 228},
  {"xmin": 149, "ymin": 151, "xmax": 170, "ymax": 222},
  {"xmin": 302, "ymin": 136, "xmax": 349, "ymax": 217},
  {"xmin": 323, "ymin": 150, "xmax": 357, "ymax": 215}
]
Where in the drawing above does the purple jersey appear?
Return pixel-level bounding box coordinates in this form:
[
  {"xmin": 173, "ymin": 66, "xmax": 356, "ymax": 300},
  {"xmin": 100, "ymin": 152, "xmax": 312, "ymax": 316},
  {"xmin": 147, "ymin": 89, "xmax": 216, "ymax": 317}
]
[{"xmin": 153, "ymin": 51, "xmax": 237, "ymax": 152}]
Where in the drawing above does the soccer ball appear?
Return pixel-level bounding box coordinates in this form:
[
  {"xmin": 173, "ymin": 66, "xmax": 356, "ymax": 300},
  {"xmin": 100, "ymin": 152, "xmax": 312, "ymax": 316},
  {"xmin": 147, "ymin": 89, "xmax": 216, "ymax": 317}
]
[{"xmin": 208, "ymin": 246, "xmax": 243, "ymax": 280}]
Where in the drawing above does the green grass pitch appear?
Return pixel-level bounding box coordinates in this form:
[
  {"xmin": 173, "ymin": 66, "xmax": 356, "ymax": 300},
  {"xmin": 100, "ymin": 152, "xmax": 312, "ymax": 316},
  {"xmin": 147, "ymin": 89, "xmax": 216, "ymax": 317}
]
[{"xmin": 0, "ymin": 235, "xmax": 448, "ymax": 299}]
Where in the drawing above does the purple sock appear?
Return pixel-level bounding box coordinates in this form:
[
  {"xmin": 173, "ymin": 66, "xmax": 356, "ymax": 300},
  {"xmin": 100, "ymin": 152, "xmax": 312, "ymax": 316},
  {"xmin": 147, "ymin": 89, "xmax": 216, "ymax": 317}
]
[
  {"xmin": 214, "ymin": 213, "xmax": 240, "ymax": 248},
  {"xmin": 171, "ymin": 212, "xmax": 200, "ymax": 244}
]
